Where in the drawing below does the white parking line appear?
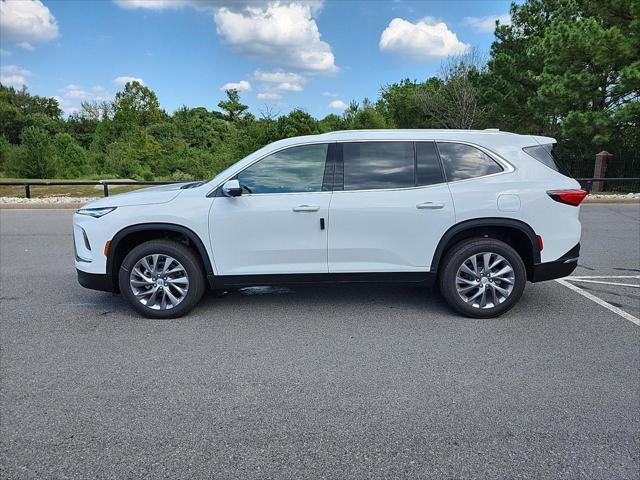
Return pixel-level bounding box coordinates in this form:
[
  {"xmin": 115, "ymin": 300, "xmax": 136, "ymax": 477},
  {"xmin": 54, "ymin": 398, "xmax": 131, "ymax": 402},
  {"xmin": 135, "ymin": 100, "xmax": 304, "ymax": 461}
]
[
  {"xmin": 566, "ymin": 279, "xmax": 640, "ymax": 288},
  {"xmin": 570, "ymin": 275, "xmax": 640, "ymax": 279},
  {"xmin": 556, "ymin": 278, "xmax": 640, "ymax": 326}
]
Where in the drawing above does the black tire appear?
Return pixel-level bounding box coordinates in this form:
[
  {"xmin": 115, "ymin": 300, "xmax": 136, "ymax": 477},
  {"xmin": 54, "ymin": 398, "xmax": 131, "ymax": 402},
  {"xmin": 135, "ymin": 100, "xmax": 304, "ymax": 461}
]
[
  {"xmin": 438, "ymin": 238, "xmax": 527, "ymax": 318},
  {"xmin": 118, "ymin": 239, "xmax": 206, "ymax": 319}
]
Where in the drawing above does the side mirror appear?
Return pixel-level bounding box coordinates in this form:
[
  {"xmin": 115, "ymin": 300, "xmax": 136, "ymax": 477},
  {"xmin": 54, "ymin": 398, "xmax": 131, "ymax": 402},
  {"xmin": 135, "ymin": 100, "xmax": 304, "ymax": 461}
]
[{"xmin": 222, "ymin": 179, "xmax": 242, "ymax": 197}]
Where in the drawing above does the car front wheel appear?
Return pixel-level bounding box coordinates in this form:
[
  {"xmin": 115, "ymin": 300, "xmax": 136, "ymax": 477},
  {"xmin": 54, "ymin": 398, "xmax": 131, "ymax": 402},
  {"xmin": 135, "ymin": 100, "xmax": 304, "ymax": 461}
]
[
  {"xmin": 439, "ymin": 238, "xmax": 527, "ymax": 318},
  {"xmin": 118, "ymin": 239, "xmax": 205, "ymax": 318}
]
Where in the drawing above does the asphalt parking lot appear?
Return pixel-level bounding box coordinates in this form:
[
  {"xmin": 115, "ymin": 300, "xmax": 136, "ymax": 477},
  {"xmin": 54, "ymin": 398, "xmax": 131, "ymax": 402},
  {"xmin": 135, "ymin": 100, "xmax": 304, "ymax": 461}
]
[{"xmin": 1, "ymin": 204, "xmax": 638, "ymax": 479}]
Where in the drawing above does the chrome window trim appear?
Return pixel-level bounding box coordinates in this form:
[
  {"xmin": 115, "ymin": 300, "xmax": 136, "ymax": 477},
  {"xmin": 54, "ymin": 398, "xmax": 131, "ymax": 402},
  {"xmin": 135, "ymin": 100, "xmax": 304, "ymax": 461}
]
[{"xmin": 207, "ymin": 138, "xmax": 515, "ymax": 196}]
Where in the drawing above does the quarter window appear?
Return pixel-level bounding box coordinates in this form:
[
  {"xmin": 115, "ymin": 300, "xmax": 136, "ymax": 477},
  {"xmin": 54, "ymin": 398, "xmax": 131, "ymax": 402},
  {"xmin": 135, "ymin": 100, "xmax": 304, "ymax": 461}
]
[
  {"xmin": 343, "ymin": 142, "xmax": 414, "ymax": 190},
  {"xmin": 237, "ymin": 144, "xmax": 329, "ymax": 194},
  {"xmin": 437, "ymin": 142, "xmax": 503, "ymax": 182},
  {"xmin": 523, "ymin": 144, "xmax": 564, "ymax": 173},
  {"xmin": 416, "ymin": 142, "xmax": 445, "ymax": 186}
]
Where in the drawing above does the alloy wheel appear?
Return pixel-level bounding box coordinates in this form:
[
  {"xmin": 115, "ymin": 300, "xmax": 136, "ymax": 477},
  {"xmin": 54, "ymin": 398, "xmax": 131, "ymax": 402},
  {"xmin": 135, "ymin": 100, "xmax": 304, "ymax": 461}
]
[
  {"xmin": 130, "ymin": 254, "xmax": 190, "ymax": 310},
  {"xmin": 455, "ymin": 252, "xmax": 515, "ymax": 309}
]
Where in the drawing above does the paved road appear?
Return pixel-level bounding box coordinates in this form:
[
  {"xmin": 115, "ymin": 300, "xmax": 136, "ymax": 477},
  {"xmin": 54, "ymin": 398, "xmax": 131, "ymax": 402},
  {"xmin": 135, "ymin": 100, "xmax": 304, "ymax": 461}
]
[{"xmin": 1, "ymin": 205, "xmax": 638, "ymax": 479}]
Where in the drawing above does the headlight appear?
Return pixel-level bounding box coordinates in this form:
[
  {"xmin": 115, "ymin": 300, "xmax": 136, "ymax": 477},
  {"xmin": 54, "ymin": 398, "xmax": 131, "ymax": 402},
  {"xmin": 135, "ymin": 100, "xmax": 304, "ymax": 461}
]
[{"xmin": 76, "ymin": 207, "xmax": 117, "ymax": 218}]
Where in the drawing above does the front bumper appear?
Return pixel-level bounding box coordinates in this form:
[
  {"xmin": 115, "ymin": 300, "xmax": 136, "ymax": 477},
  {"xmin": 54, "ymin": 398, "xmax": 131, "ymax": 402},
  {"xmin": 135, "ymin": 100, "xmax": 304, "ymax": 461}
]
[
  {"xmin": 531, "ymin": 243, "xmax": 580, "ymax": 282},
  {"xmin": 77, "ymin": 269, "xmax": 114, "ymax": 293}
]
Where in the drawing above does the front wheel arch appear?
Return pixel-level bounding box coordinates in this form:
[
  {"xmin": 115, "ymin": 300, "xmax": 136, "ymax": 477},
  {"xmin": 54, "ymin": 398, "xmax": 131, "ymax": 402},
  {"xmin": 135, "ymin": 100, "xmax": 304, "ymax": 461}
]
[{"xmin": 107, "ymin": 223, "xmax": 214, "ymax": 292}]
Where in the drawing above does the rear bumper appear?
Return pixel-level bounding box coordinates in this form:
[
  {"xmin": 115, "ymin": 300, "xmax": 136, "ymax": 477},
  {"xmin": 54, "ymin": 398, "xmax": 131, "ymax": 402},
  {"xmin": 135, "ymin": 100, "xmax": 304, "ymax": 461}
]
[
  {"xmin": 531, "ymin": 243, "xmax": 580, "ymax": 282},
  {"xmin": 77, "ymin": 269, "xmax": 114, "ymax": 292}
]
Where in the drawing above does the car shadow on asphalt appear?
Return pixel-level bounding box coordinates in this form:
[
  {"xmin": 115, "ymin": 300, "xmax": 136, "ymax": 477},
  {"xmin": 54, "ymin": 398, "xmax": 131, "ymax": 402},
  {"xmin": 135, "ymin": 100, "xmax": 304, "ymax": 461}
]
[{"xmin": 198, "ymin": 283, "xmax": 451, "ymax": 314}]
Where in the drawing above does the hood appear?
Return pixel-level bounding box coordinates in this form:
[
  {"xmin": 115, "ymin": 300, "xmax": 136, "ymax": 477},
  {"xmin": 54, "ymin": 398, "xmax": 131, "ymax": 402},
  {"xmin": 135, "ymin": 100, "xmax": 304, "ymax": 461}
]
[{"xmin": 83, "ymin": 182, "xmax": 192, "ymax": 208}]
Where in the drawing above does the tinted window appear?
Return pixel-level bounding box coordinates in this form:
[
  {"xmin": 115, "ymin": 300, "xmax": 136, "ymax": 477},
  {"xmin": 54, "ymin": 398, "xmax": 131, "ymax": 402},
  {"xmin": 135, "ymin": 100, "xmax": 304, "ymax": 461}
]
[
  {"xmin": 416, "ymin": 142, "xmax": 445, "ymax": 186},
  {"xmin": 523, "ymin": 144, "xmax": 562, "ymax": 172},
  {"xmin": 237, "ymin": 144, "xmax": 328, "ymax": 194},
  {"xmin": 437, "ymin": 142, "xmax": 503, "ymax": 181},
  {"xmin": 343, "ymin": 142, "xmax": 414, "ymax": 190}
]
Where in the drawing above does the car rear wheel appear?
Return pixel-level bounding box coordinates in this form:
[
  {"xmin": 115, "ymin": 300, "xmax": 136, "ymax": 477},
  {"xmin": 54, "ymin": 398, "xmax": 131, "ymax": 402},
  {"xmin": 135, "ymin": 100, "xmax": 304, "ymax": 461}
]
[
  {"xmin": 119, "ymin": 239, "xmax": 205, "ymax": 318},
  {"xmin": 439, "ymin": 238, "xmax": 526, "ymax": 318}
]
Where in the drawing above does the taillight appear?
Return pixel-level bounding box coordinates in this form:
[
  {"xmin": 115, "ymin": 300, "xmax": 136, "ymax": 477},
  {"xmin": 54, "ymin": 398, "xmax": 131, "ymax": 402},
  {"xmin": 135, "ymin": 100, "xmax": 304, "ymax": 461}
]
[{"xmin": 547, "ymin": 189, "xmax": 588, "ymax": 206}]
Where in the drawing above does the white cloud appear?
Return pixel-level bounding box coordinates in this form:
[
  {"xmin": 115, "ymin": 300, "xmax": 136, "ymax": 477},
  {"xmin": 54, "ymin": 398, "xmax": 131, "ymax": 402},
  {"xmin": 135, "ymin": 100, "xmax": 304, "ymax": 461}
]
[
  {"xmin": 18, "ymin": 41, "xmax": 35, "ymax": 51},
  {"xmin": 257, "ymin": 92, "xmax": 281, "ymax": 100},
  {"xmin": 114, "ymin": 0, "xmax": 324, "ymax": 14},
  {"xmin": 322, "ymin": 91, "xmax": 338, "ymax": 97},
  {"xmin": 0, "ymin": 0, "xmax": 59, "ymax": 47},
  {"xmin": 215, "ymin": 2, "xmax": 337, "ymax": 73},
  {"xmin": 329, "ymin": 99, "xmax": 347, "ymax": 110},
  {"xmin": 379, "ymin": 17, "xmax": 469, "ymax": 60},
  {"xmin": 62, "ymin": 84, "xmax": 91, "ymax": 100},
  {"xmin": 114, "ymin": 0, "xmax": 195, "ymax": 9},
  {"xmin": 114, "ymin": 0, "xmax": 336, "ymax": 101},
  {"xmin": 253, "ymin": 69, "xmax": 305, "ymax": 99},
  {"xmin": 56, "ymin": 83, "xmax": 113, "ymax": 115},
  {"xmin": 253, "ymin": 69, "xmax": 304, "ymax": 92},
  {"xmin": 253, "ymin": 70, "xmax": 303, "ymax": 84},
  {"xmin": 0, "ymin": 64, "xmax": 31, "ymax": 87},
  {"xmin": 464, "ymin": 14, "xmax": 511, "ymax": 33},
  {"xmin": 274, "ymin": 82, "xmax": 302, "ymax": 92},
  {"xmin": 1, "ymin": 64, "xmax": 31, "ymax": 76},
  {"xmin": 0, "ymin": 75, "xmax": 27, "ymax": 87},
  {"xmin": 221, "ymin": 79, "xmax": 252, "ymax": 91},
  {"xmin": 113, "ymin": 76, "xmax": 145, "ymax": 86}
]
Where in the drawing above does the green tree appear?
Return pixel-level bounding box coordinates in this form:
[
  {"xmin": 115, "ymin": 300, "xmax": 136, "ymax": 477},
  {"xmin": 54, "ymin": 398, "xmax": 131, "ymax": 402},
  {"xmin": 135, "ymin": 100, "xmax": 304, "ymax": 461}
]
[
  {"xmin": 218, "ymin": 89, "xmax": 249, "ymax": 123},
  {"xmin": 482, "ymin": 0, "xmax": 639, "ymax": 171},
  {"xmin": 112, "ymin": 81, "xmax": 163, "ymax": 134},
  {"xmin": 319, "ymin": 113, "xmax": 346, "ymax": 132},
  {"xmin": 65, "ymin": 101, "xmax": 105, "ymax": 149},
  {"xmin": 6, "ymin": 127, "xmax": 55, "ymax": 178},
  {"xmin": 276, "ymin": 109, "xmax": 319, "ymax": 137},
  {"xmin": 339, "ymin": 99, "xmax": 386, "ymax": 129},
  {"xmin": 417, "ymin": 52, "xmax": 486, "ymax": 129},
  {"xmin": 0, "ymin": 135, "xmax": 12, "ymax": 171},
  {"xmin": 0, "ymin": 84, "xmax": 63, "ymax": 144},
  {"xmin": 378, "ymin": 79, "xmax": 427, "ymax": 128},
  {"xmin": 173, "ymin": 106, "xmax": 227, "ymax": 150},
  {"xmin": 53, "ymin": 133, "xmax": 91, "ymax": 178}
]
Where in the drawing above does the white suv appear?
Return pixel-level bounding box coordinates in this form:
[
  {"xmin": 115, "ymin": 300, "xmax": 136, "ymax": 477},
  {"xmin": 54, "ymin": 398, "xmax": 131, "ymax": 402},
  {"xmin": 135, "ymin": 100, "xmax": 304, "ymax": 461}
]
[{"xmin": 74, "ymin": 129, "xmax": 585, "ymax": 319}]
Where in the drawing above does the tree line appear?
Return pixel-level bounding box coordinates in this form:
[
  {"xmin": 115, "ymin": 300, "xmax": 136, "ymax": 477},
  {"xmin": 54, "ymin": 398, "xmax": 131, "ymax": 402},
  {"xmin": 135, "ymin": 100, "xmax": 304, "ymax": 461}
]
[{"xmin": 0, "ymin": 0, "xmax": 637, "ymax": 181}]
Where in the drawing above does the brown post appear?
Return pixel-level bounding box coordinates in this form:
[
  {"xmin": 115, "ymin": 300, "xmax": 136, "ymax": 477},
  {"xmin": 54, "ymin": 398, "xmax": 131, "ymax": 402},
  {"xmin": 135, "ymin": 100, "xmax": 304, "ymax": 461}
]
[{"xmin": 592, "ymin": 151, "xmax": 612, "ymax": 192}]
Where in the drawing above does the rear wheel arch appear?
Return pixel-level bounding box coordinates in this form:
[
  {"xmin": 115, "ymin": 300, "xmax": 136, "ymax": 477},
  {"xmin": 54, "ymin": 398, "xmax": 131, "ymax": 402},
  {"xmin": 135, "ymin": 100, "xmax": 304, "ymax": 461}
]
[
  {"xmin": 107, "ymin": 223, "xmax": 214, "ymax": 292},
  {"xmin": 431, "ymin": 218, "xmax": 540, "ymax": 281}
]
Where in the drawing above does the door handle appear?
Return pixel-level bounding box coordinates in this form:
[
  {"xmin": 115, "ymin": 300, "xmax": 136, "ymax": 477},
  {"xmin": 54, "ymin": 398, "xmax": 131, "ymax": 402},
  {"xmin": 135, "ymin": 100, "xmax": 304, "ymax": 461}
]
[
  {"xmin": 292, "ymin": 205, "xmax": 320, "ymax": 212},
  {"xmin": 416, "ymin": 202, "xmax": 445, "ymax": 210}
]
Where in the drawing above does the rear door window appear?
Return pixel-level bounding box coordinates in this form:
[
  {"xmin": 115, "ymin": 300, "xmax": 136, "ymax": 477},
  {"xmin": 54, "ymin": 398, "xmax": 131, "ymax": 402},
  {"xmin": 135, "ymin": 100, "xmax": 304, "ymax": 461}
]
[
  {"xmin": 343, "ymin": 142, "xmax": 414, "ymax": 190},
  {"xmin": 437, "ymin": 142, "xmax": 503, "ymax": 182}
]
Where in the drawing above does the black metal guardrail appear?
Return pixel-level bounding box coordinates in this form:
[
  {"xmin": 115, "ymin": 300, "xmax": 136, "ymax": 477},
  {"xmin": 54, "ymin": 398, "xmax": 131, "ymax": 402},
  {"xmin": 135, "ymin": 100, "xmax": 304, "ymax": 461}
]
[
  {"xmin": 0, "ymin": 180, "xmax": 185, "ymax": 198},
  {"xmin": 0, "ymin": 178, "xmax": 638, "ymax": 198},
  {"xmin": 576, "ymin": 178, "xmax": 640, "ymax": 193}
]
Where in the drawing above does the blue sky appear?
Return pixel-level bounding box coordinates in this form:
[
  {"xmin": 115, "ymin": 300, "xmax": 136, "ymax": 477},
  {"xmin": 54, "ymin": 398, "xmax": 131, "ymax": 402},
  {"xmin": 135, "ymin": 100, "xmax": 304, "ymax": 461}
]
[{"xmin": 0, "ymin": 0, "xmax": 514, "ymax": 118}]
